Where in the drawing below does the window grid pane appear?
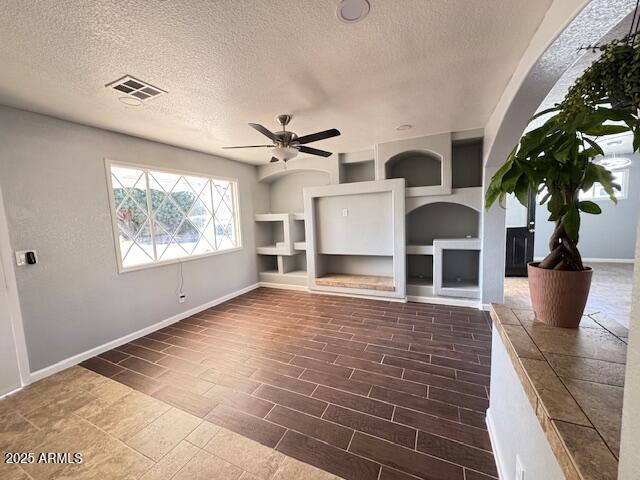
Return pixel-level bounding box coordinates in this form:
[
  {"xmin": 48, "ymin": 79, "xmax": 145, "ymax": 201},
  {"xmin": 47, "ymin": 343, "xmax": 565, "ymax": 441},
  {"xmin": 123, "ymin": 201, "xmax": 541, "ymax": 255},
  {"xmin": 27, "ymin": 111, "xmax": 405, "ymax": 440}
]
[{"xmin": 109, "ymin": 164, "xmax": 239, "ymax": 270}]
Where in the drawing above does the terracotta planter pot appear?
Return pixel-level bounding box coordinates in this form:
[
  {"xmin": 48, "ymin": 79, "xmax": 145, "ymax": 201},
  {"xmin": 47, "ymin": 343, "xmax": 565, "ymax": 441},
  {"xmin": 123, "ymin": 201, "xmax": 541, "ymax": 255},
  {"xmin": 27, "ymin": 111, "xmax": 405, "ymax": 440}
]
[{"xmin": 527, "ymin": 262, "xmax": 593, "ymax": 328}]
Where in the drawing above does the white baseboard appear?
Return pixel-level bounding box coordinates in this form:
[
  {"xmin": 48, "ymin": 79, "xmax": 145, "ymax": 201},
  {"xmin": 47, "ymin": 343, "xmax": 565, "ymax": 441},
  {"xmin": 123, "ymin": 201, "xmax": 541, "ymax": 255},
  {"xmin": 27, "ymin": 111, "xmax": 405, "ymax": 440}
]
[
  {"xmin": 29, "ymin": 282, "xmax": 260, "ymax": 383},
  {"xmin": 486, "ymin": 408, "xmax": 505, "ymax": 480},
  {"xmin": 310, "ymin": 288, "xmax": 407, "ymax": 303},
  {"xmin": 407, "ymin": 295, "xmax": 482, "ymax": 310},
  {"xmin": 534, "ymin": 256, "xmax": 633, "ymax": 264},
  {"xmin": 259, "ymin": 282, "xmax": 408, "ymax": 303},
  {"xmin": 583, "ymin": 257, "xmax": 634, "ymax": 264},
  {"xmin": 0, "ymin": 385, "xmax": 23, "ymax": 400}
]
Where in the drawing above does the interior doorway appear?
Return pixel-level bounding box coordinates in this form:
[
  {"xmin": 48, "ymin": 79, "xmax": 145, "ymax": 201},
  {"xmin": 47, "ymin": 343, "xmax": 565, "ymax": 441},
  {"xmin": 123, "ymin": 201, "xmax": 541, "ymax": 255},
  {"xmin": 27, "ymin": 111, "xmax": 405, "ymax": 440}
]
[
  {"xmin": 0, "ymin": 187, "xmax": 28, "ymax": 397},
  {"xmin": 504, "ymin": 190, "xmax": 536, "ymax": 277}
]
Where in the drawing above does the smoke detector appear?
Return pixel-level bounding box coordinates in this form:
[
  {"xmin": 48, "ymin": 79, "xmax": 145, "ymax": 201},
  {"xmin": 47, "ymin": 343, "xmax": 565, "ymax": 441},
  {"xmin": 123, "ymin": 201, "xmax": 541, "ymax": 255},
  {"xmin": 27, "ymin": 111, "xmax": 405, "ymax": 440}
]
[
  {"xmin": 106, "ymin": 75, "xmax": 166, "ymax": 103},
  {"xmin": 336, "ymin": 0, "xmax": 370, "ymax": 23}
]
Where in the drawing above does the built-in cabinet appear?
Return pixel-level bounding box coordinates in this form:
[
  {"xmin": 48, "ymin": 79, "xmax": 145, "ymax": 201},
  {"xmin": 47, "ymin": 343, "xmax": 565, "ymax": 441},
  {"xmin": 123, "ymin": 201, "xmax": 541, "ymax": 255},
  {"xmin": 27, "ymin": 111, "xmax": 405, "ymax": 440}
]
[
  {"xmin": 304, "ymin": 179, "xmax": 405, "ymax": 299},
  {"xmin": 253, "ymin": 131, "xmax": 484, "ymax": 307}
]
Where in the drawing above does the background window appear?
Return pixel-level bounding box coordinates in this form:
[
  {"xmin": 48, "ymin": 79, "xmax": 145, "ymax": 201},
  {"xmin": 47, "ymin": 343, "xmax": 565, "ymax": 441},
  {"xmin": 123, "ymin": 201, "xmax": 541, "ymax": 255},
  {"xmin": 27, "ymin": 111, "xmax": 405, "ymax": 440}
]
[
  {"xmin": 108, "ymin": 163, "xmax": 240, "ymax": 270},
  {"xmin": 579, "ymin": 169, "xmax": 628, "ymax": 201}
]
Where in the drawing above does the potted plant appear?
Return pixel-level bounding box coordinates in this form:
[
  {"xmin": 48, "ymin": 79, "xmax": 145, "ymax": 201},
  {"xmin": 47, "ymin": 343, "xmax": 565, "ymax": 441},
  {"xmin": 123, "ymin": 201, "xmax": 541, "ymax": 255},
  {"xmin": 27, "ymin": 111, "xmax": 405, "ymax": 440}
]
[{"xmin": 486, "ymin": 33, "xmax": 640, "ymax": 327}]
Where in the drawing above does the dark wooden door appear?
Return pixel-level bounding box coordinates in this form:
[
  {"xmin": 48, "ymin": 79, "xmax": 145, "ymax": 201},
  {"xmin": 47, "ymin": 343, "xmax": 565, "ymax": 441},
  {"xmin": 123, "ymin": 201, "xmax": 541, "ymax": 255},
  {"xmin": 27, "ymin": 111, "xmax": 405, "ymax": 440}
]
[{"xmin": 505, "ymin": 190, "xmax": 536, "ymax": 277}]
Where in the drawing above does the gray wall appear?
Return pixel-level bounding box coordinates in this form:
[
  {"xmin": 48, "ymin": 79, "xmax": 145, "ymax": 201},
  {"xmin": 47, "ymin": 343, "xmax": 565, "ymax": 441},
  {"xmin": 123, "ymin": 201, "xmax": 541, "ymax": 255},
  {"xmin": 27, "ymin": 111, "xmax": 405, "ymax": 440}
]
[
  {"xmin": 619, "ymin": 222, "xmax": 640, "ymax": 478},
  {"xmin": 269, "ymin": 171, "xmax": 330, "ymax": 214},
  {"xmin": 407, "ymin": 203, "xmax": 479, "ymax": 245},
  {"xmin": 341, "ymin": 161, "xmax": 375, "ymax": 184},
  {"xmin": 315, "ymin": 192, "xmax": 393, "ymax": 255},
  {"xmin": 0, "ymin": 106, "xmax": 266, "ymax": 372},
  {"xmin": 489, "ymin": 330, "xmax": 565, "ymax": 479},
  {"xmin": 534, "ymin": 155, "xmax": 640, "ymax": 260}
]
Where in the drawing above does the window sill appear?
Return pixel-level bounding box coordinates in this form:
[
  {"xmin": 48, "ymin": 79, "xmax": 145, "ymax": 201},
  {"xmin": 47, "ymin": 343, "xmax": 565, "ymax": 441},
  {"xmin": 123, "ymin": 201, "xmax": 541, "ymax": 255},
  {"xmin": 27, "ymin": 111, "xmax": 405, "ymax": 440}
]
[{"xmin": 116, "ymin": 246, "xmax": 244, "ymax": 274}]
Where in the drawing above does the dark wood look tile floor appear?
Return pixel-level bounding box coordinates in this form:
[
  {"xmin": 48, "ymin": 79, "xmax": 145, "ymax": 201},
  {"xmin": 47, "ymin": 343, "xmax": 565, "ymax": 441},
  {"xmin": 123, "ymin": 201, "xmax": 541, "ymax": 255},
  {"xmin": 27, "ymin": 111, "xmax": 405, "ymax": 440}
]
[{"xmin": 81, "ymin": 287, "xmax": 497, "ymax": 480}]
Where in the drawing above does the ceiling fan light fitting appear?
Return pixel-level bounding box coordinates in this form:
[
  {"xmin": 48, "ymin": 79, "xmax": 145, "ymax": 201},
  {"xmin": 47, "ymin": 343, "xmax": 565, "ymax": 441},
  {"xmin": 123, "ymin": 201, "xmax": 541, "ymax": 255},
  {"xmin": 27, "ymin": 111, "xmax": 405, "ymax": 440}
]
[{"xmin": 271, "ymin": 146, "xmax": 299, "ymax": 162}]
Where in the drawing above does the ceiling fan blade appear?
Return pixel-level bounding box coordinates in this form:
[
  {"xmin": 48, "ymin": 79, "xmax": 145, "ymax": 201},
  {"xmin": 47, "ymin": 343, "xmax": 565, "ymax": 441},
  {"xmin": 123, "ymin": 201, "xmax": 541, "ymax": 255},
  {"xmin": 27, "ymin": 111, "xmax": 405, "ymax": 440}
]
[
  {"xmin": 298, "ymin": 146, "xmax": 332, "ymax": 157},
  {"xmin": 270, "ymin": 157, "xmax": 279, "ymax": 163},
  {"xmin": 296, "ymin": 128, "xmax": 340, "ymax": 145},
  {"xmin": 222, "ymin": 145, "xmax": 273, "ymax": 149},
  {"xmin": 248, "ymin": 123, "xmax": 277, "ymax": 141}
]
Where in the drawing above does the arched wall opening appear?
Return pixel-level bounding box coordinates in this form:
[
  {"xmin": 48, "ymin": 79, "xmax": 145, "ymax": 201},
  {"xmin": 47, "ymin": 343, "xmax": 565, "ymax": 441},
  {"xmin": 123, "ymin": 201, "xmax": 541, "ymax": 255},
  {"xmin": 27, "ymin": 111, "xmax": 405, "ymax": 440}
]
[
  {"xmin": 407, "ymin": 202, "xmax": 479, "ymax": 245},
  {"xmin": 385, "ymin": 150, "xmax": 442, "ymax": 188}
]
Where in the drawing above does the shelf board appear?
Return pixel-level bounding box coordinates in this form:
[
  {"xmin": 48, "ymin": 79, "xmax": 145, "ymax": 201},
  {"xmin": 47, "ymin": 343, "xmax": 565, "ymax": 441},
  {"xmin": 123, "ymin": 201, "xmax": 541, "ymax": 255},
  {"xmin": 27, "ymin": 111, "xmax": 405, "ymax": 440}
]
[
  {"xmin": 284, "ymin": 269, "xmax": 307, "ymax": 277},
  {"xmin": 433, "ymin": 237, "xmax": 481, "ymax": 250},
  {"xmin": 442, "ymin": 279, "xmax": 479, "ymax": 288},
  {"xmin": 259, "ymin": 269, "xmax": 280, "ymax": 275},
  {"xmin": 440, "ymin": 280, "xmax": 480, "ymax": 298},
  {"xmin": 259, "ymin": 269, "xmax": 307, "ymax": 277},
  {"xmin": 294, "ymin": 242, "xmax": 306, "ymax": 251},
  {"xmin": 293, "ymin": 213, "xmax": 305, "ymax": 221},
  {"xmin": 316, "ymin": 273, "xmax": 395, "ymax": 292},
  {"xmin": 407, "ymin": 277, "xmax": 433, "ymax": 287},
  {"xmin": 256, "ymin": 245, "xmax": 288, "ymax": 255},
  {"xmin": 406, "ymin": 244, "xmax": 434, "ymax": 255},
  {"xmin": 259, "ymin": 269, "xmax": 307, "ymax": 286},
  {"xmin": 254, "ymin": 213, "xmax": 289, "ymax": 222}
]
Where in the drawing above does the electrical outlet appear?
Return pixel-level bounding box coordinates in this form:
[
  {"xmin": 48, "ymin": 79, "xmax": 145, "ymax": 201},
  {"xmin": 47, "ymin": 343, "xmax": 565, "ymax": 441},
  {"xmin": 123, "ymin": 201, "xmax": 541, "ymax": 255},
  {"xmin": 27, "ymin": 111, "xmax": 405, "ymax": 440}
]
[
  {"xmin": 515, "ymin": 455, "xmax": 525, "ymax": 480},
  {"xmin": 178, "ymin": 293, "xmax": 186, "ymax": 304},
  {"xmin": 342, "ymin": 208, "xmax": 349, "ymax": 217}
]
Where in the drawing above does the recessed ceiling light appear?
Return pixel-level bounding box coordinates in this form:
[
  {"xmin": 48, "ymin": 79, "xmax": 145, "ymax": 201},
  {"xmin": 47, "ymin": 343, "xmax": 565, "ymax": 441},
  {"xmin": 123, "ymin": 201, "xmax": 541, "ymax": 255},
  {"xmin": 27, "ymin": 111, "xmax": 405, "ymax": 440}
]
[
  {"xmin": 336, "ymin": 0, "xmax": 370, "ymax": 23},
  {"xmin": 396, "ymin": 124, "xmax": 412, "ymax": 131},
  {"xmin": 118, "ymin": 96, "xmax": 142, "ymax": 107}
]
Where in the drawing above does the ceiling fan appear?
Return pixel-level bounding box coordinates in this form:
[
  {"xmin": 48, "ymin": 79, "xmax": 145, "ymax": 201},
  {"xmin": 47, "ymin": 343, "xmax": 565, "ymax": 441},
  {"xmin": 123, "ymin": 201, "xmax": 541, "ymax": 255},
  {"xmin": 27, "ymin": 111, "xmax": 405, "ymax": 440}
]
[{"xmin": 223, "ymin": 114, "xmax": 340, "ymax": 163}]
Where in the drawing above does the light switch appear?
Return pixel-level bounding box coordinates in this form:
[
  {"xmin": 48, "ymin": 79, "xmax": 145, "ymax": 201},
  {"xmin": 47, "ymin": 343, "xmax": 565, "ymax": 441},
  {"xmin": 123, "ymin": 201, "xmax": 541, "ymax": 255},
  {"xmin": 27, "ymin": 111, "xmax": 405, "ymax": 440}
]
[
  {"xmin": 15, "ymin": 250, "xmax": 37, "ymax": 266},
  {"xmin": 342, "ymin": 208, "xmax": 349, "ymax": 217}
]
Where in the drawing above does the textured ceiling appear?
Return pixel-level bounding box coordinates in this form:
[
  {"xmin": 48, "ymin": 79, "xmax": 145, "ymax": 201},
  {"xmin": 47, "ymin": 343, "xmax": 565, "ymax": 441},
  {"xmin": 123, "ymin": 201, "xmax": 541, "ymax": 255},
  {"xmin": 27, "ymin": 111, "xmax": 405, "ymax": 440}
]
[
  {"xmin": 531, "ymin": 9, "xmax": 636, "ymax": 156},
  {"xmin": 0, "ymin": 0, "xmax": 553, "ymax": 164}
]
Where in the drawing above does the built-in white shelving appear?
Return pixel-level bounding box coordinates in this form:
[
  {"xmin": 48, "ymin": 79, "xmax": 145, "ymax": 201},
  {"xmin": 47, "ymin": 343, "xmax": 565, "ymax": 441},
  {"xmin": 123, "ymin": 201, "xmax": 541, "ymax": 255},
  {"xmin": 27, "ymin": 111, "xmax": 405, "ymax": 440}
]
[
  {"xmin": 255, "ymin": 211, "xmax": 309, "ymax": 287},
  {"xmin": 253, "ymin": 132, "xmax": 484, "ymax": 307},
  {"xmin": 304, "ymin": 180, "xmax": 406, "ymax": 299},
  {"xmin": 406, "ymin": 244, "xmax": 434, "ymax": 255}
]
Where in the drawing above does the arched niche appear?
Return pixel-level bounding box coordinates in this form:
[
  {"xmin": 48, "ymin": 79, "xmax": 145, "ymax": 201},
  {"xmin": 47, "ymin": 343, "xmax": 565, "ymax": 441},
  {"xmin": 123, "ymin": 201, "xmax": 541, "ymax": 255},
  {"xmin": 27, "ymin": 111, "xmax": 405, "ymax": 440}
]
[
  {"xmin": 385, "ymin": 150, "xmax": 442, "ymax": 188},
  {"xmin": 407, "ymin": 202, "xmax": 479, "ymax": 245},
  {"xmin": 376, "ymin": 132, "xmax": 452, "ymax": 196}
]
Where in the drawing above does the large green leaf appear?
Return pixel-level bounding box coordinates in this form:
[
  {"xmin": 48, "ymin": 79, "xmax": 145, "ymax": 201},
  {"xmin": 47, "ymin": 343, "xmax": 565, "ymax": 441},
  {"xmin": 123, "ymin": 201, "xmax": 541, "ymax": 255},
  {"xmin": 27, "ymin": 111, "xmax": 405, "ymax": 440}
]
[
  {"xmin": 563, "ymin": 207, "xmax": 580, "ymax": 242},
  {"xmin": 578, "ymin": 200, "xmax": 602, "ymax": 214},
  {"xmin": 500, "ymin": 163, "xmax": 522, "ymax": 193},
  {"xmin": 514, "ymin": 176, "xmax": 530, "ymax": 208},
  {"xmin": 581, "ymin": 162, "xmax": 599, "ymax": 192},
  {"xmin": 529, "ymin": 106, "xmax": 561, "ymax": 122},
  {"xmin": 582, "ymin": 124, "xmax": 630, "ymax": 136},
  {"xmin": 582, "ymin": 137, "xmax": 604, "ymax": 156},
  {"xmin": 547, "ymin": 192, "xmax": 563, "ymax": 215},
  {"xmin": 594, "ymin": 163, "xmax": 621, "ymax": 203}
]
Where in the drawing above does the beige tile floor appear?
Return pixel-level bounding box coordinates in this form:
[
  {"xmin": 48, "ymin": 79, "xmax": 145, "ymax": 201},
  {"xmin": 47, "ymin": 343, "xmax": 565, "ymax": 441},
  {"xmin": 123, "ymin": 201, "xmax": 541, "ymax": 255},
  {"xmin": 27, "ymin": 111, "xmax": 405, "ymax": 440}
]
[
  {"xmin": 504, "ymin": 262, "xmax": 633, "ymax": 326},
  {"xmin": 0, "ymin": 366, "xmax": 342, "ymax": 480}
]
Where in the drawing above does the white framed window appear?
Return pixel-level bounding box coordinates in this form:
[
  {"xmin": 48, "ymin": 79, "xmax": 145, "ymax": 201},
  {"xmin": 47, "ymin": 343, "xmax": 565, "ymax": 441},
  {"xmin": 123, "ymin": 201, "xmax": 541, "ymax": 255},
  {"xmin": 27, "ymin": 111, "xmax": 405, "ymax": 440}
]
[
  {"xmin": 106, "ymin": 160, "xmax": 242, "ymax": 272},
  {"xmin": 579, "ymin": 169, "xmax": 629, "ymax": 201}
]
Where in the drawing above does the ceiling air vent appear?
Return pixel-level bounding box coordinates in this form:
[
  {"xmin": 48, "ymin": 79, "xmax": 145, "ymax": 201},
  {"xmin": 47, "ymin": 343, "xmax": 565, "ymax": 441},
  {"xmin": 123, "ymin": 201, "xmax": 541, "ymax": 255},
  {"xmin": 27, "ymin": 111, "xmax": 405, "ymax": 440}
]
[{"xmin": 105, "ymin": 75, "xmax": 166, "ymax": 102}]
